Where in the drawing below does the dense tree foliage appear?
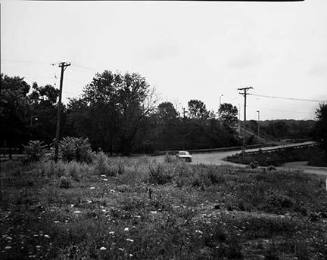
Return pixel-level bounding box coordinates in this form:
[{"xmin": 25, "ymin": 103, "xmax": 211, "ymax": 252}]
[
  {"xmin": 1, "ymin": 74, "xmax": 62, "ymax": 151},
  {"xmin": 0, "ymin": 74, "xmax": 31, "ymax": 148},
  {"xmin": 28, "ymin": 83, "xmax": 60, "ymax": 142},
  {"xmin": 67, "ymin": 71, "xmax": 156, "ymax": 155},
  {"xmin": 314, "ymin": 103, "xmax": 327, "ymax": 155},
  {"xmin": 1, "ymin": 73, "xmax": 317, "ymax": 155},
  {"xmin": 218, "ymin": 103, "xmax": 238, "ymax": 127},
  {"xmin": 188, "ymin": 99, "xmax": 209, "ymax": 120}
]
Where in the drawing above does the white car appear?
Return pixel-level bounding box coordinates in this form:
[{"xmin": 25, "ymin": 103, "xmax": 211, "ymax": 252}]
[{"xmin": 176, "ymin": 151, "xmax": 192, "ymax": 162}]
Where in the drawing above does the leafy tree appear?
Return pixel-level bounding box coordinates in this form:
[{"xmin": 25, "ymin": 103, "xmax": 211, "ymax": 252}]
[
  {"xmin": 0, "ymin": 74, "xmax": 30, "ymax": 149},
  {"xmin": 188, "ymin": 99, "xmax": 209, "ymax": 120},
  {"xmin": 157, "ymin": 102, "xmax": 178, "ymax": 122},
  {"xmin": 218, "ymin": 103, "xmax": 238, "ymax": 127},
  {"xmin": 314, "ymin": 103, "xmax": 327, "ymax": 155},
  {"xmin": 28, "ymin": 83, "xmax": 60, "ymax": 143},
  {"xmin": 68, "ymin": 70, "xmax": 156, "ymax": 155}
]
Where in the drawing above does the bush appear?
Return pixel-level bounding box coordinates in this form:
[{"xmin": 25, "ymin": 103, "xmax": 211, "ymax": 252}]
[
  {"xmin": 59, "ymin": 137, "xmax": 93, "ymax": 163},
  {"xmin": 23, "ymin": 140, "xmax": 47, "ymax": 162},
  {"xmin": 59, "ymin": 176, "xmax": 72, "ymax": 189},
  {"xmin": 93, "ymin": 152, "xmax": 117, "ymax": 176},
  {"xmin": 148, "ymin": 163, "xmax": 172, "ymax": 184},
  {"xmin": 266, "ymin": 193, "xmax": 295, "ymax": 210},
  {"xmin": 164, "ymin": 154, "xmax": 178, "ymax": 163}
]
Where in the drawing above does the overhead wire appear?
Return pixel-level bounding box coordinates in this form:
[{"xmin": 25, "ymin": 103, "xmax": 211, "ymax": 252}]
[{"xmin": 249, "ymin": 93, "xmax": 325, "ymax": 103}]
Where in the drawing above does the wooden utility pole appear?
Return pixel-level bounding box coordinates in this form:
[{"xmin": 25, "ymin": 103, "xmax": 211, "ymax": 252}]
[
  {"xmin": 238, "ymin": 87, "xmax": 253, "ymax": 160},
  {"xmin": 54, "ymin": 62, "xmax": 71, "ymax": 162}
]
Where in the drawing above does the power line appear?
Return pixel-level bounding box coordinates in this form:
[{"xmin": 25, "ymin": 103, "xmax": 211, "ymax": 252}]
[{"xmin": 250, "ymin": 93, "xmax": 325, "ymax": 103}]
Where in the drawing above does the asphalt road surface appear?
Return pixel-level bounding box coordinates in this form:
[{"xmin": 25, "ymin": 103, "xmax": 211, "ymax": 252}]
[{"xmin": 154, "ymin": 141, "xmax": 327, "ymax": 176}]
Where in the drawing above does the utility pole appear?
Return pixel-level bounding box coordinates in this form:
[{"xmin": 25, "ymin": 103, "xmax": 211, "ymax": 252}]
[
  {"xmin": 54, "ymin": 62, "xmax": 71, "ymax": 162},
  {"xmin": 238, "ymin": 86, "xmax": 253, "ymax": 160},
  {"xmin": 182, "ymin": 107, "xmax": 186, "ymax": 119},
  {"xmin": 256, "ymin": 110, "xmax": 260, "ymax": 138},
  {"xmin": 219, "ymin": 94, "xmax": 223, "ymax": 108}
]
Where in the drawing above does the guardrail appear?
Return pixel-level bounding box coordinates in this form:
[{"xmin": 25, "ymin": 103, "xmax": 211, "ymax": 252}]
[{"xmin": 236, "ymin": 142, "xmax": 317, "ymax": 157}]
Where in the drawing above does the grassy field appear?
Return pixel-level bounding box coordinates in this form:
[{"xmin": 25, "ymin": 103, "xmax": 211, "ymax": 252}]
[{"xmin": 1, "ymin": 154, "xmax": 327, "ymax": 259}]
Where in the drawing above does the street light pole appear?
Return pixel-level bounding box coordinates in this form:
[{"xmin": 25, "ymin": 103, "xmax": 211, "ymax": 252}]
[
  {"xmin": 257, "ymin": 110, "xmax": 260, "ymax": 138},
  {"xmin": 219, "ymin": 94, "xmax": 223, "ymax": 108}
]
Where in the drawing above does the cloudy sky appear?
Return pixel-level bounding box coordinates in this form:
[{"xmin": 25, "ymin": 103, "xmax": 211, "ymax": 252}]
[{"xmin": 2, "ymin": 0, "xmax": 327, "ymax": 120}]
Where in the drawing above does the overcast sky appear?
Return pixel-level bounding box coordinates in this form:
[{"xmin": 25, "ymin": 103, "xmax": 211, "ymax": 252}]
[{"xmin": 2, "ymin": 0, "xmax": 327, "ymax": 120}]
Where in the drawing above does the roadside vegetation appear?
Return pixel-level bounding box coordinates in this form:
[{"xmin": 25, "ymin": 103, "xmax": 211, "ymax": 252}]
[
  {"xmin": 1, "ymin": 73, "xmax": 316, "ymax": 158},
  {"xmin": 1, "ymin": 145, "xmax": 327, "ymax": 259},
  {"xmin": 226, "ymin": 146, "xmax": 327, "ymax": 167}
]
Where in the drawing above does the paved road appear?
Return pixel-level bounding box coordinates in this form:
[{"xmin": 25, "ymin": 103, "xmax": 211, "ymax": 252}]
[{"xmin": 154, "ymin": 141, "xmax": 327, "ymax": 175}]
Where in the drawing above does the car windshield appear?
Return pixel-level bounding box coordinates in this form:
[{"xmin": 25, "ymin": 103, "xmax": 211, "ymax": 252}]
[{"xmin": 179, "ymin": 151, "xmax": 189, "ymax": 155}]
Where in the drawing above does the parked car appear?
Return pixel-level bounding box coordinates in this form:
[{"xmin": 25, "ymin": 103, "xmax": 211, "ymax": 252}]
[{"xmin": 176, "ymin": 151, "xmax": 192, "ymax": 162}]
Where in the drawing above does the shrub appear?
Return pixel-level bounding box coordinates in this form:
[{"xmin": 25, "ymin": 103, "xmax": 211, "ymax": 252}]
[
  {"xmin": 93, "ymin": 152, "xmax": 117, "ymax": 176},
  {"xmin": 164, "ymin": 154, "xmax": 178, "ymax": 163},
  {"xmin": 191, "ymin": 166, "xmax": 225, "ymax": 187},
  {"xmin": 59, "ymin": 176, "xmax": 72, "ymax": 189},
  {"xmin": 59, "ymin": 137, "xmax": 93, "ymax": 163},
  {"xmin": 266, "ymin": 193, "xmax": 295, "ymax": 209},
  {"xmin": 148, "ymin": 163, "xmax": 172, "ymax": 184},
  {"xmin": 65, "ymin": 161, "xmax": 92, "ymax": 181},
  {"xmin": 23, "ymin": 140, "xmax": 47, "ymax": 162},
  {"xmin": 116, "ymin": 160, "xmax": 125, "ymax": 175},
  {"xmin": 174, "ymin": 163, "xmax": 193, "ymax": 187}
]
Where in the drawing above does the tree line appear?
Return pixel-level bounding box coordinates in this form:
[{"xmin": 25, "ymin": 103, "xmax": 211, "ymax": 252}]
[{"xmin": 1, "ymin": 71, "xmax": 322, "ymax": 156}]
